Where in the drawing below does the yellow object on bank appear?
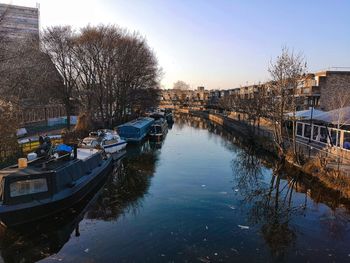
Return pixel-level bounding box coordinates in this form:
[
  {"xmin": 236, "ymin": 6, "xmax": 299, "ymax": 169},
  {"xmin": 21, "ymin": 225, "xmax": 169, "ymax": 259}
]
[{"xmin": 18, "ymin": 158, "xmax": 28, "ymax": 169}]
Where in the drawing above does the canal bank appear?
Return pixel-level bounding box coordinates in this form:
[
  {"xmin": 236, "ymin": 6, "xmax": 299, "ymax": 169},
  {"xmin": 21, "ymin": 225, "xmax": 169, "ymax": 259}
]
[{"xmin": 182, "ymin": 109, "xmax": 350, "ymax": 200}]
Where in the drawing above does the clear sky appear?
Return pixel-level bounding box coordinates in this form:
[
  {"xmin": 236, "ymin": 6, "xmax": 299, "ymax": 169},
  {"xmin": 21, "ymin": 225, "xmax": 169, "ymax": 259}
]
[{"xmin": 3, "ymin": 0, "xmax": 350, "ymax": 89}]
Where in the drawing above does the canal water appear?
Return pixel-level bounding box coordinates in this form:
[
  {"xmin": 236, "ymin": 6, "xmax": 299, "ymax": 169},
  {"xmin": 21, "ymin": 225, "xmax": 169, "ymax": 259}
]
[{"xmin": 1, "ymin": 115, "xmax": 350, "ymax": 262}]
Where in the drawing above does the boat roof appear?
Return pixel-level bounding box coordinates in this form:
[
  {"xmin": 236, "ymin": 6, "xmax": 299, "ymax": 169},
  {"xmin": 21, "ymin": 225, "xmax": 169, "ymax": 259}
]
[
  {"xmin": 118, "ymin": 117, "xmax": 154, "ymax": 129},
  {"xmin": 0, "ymin": 158, "xmax": 77, "ymax": 179},
  {"xmin": 0, "ymin": 148, "xmax": 100, "ymax": 179},
  {"xmin": 153, "ymin": 119, "xmax": 166, "ymax": 125}
]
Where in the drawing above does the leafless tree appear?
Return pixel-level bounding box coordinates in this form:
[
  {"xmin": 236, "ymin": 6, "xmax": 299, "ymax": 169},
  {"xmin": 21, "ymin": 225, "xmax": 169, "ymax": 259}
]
[
  {"xmin": 173, "ymin": 80, "xmax": 190, "ymax": 90},
  {"xmin": 267, "ymin": 47, "xmax": 307, "ymax": 159},
  {"xmin": 42, "ymin": 26, "xmax": 78, "ymax": 129},
  {"xmin": 71, "ymin": 25, "xmax": 161, "ymax": 126}
]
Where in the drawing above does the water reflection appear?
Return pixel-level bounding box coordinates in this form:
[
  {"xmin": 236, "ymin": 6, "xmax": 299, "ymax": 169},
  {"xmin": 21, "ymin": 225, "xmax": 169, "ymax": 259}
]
[
  {"xmin": 177, "ymin": 114, "xmax": 350, "ymax": 260},
  {"xmin": 87, "ymin": 149, "xmax": 159, "ymax": 221}
]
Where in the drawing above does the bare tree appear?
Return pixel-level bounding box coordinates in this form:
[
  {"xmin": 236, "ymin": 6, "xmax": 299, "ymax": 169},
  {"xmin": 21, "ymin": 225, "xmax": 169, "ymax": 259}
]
[
  {"xmin": 173, "ymin": 80, "xmax": 190, "ymax": 90},
  {"xmin": 42, "ymin": 26, "xmax": 78, "ymax": 129},
  {"xmin": 267, "ymin": 47, "xmax": 307, "ymax": 159},
  {"xmin": 73, "ymin": 25, "xmax": 161, "ymax": 126}
]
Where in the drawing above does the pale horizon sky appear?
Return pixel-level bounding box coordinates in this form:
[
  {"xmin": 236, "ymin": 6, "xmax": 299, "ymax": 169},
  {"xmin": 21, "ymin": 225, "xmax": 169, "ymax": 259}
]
[{"xmin": 3, "ymin": 0, "xmax": 350, "ymax": 89}]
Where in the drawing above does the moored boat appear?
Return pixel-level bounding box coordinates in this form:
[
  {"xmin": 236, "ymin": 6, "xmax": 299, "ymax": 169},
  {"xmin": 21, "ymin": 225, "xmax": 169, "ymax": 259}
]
[
  {"xmin": 149, "ymin": 118, "xmax": 168, "ymax": 141},
  {"xmin": 117, "ymin": 117, "xmax": 154, "ymax": 142},
  {"xmin": 0, "ymin": 147, "xmax": 113, "ymax": 227},
  {"xmin": 81, "ymin": 129, "xmax": 127, "ymax": 154},
  {"xmin": 165, "ymin": 109, "xmax": 174, "ymax": 124}
]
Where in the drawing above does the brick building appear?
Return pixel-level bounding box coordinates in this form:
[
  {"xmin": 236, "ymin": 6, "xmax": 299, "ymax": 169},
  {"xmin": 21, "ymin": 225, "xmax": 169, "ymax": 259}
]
[
  {"xmin": 160, "ymin": 87, "xmax": 209, "ymax": 108},
  {"xmin": 316, "ymin": 71, "xmax": 350, "ymax": 111}
]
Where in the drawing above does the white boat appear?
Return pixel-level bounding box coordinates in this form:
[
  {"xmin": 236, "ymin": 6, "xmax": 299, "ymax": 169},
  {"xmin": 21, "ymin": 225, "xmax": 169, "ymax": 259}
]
[{"xmin": 81, "ymin": 129, "xmax": 127, "ymax": 154}]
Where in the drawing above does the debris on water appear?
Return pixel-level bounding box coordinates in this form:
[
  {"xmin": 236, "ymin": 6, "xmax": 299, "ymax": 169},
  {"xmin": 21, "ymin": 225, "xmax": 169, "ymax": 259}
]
[
  {"xmin": 320, "ymin": 215, "xmax": 336, "ymax": 221},
  {"xmin": 228, "ymin": 205, "xmax": 236, "ymax": 210},
  {"xmin": 203, "ymin": 238, "xmax": 207, "ymax": 241},
  {"xmin": 205, "ymin": 225, "xmax": 209, "ymax": 230},
  {"xmin": 201, "ymin": 185, "xmax": 206, "ymax": 188},
  {"xmin": 161, "ymin": 254, "xmax": 165, "ymax": 257},
  {"xmin": 84, "ymin": 248, "xmax": 89, "ymax": 253},
  {"xmin": 234, "ymin": 189, "xmax": 239, "ymax": 192},
  {"xmin": 238, "ymin": 225, "xmax": 249, "ymax": 230},
  {"xmin": 219, "ymin": 191, "xmax": 227, "ymax": 195},
  {"xmin": 214, "ymin": 252, "xmax": 218, "ymax": 256},
  {"xmin": 198, "ymin": 257, "xmax": 210, "ymax": 263},
  {"xmin": 231, "ymin": 248, "xmax": 239, "ymax": 254}
]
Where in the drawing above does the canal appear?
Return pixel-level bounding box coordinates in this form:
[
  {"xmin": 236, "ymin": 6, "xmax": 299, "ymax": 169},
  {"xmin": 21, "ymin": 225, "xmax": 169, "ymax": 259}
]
[{"xmin": 1, "ymin": 115, "xmax": 350, "ymax": 262}]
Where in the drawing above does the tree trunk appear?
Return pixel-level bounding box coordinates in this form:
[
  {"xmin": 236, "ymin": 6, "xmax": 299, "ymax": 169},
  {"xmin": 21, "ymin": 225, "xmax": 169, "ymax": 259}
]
[{"xmin": 65, "ymin": 105, "xmax": 71, "ymax": 130}]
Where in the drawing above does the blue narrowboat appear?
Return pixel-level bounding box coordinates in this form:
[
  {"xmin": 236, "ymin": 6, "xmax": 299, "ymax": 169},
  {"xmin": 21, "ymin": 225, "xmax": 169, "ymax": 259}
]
[{"xmin": 117, "ymin": 117, "xmax": 154, "ymax": 142}]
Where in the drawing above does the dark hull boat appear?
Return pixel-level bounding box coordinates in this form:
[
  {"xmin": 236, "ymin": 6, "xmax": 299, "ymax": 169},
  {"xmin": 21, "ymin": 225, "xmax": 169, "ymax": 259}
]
[
  {"xmin": 0, "ymin": 148, "xmax": 113, "ymax": 227},
  {"xmin": 0, "ymin": 160, "xmax": 127, "ymax": 263},
  {"xmin": 149, "ymin": 119, "xmax": 168, "ymax": 141}
]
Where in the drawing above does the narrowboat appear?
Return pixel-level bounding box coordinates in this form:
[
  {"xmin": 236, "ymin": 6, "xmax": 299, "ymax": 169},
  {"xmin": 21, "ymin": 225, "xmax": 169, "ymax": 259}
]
[
  {"xmin": 165, "ymin": 109, "xmax": 174, "ymax": 124},
  {"xmin": 0, "ymin": 147, "xmax": 113, "ymax": 227},
  {"xmin": 117, "ymin": 117, "xmax": 154, "ymax": 142},
  {"xmin": 149, "ymin": 111, "xmax": 165, "ymax": 120},
  {"xmin": 149, "ymin": 119, "xmax": 168, "ymax": 141},
  {"xmin": 81, "ymin": 129, "xmax": 127, "ymax": 154}
]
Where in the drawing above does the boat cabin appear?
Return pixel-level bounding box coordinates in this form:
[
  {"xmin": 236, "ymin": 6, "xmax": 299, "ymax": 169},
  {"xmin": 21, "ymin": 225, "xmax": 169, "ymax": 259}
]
[{"xmin": 117, "ymin": 117, "xmax": 154, "ymax": 142}]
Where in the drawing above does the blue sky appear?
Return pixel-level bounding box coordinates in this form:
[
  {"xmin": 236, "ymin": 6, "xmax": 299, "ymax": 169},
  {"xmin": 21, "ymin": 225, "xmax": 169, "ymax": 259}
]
[{"xmin": 4, "ymin": 0, "xmax": 350, "ymax": 89}]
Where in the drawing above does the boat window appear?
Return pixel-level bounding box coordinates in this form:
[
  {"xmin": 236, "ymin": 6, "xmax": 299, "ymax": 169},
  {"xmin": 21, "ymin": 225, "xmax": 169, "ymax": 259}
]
[
  {"xmin": 10, "ymin": 178, "xmax": 48, "ymax": 197},
  {"xmin": 319, "ymin": 127, "xmax": 329, "ymax": 143},
  {"xmin": 312, "ymin": 126, "xmax": 319, "ymax": 141},
  {"xmin": 104, "ymin": 139, "xmax": 118, "ymax": 145},
  {"xmin": 304, "ymin": 124, "xmax": 311, "ymax": 138},
  {"xmin": 330, "ymin": 129, "xmax": 340, "ymax": 147},
  {"xmin": 91, "ymin": 140, "xmax": 99, "ymax": 147},
  {"xmin": 344, "ymin": 131, "xmax": 350, "ymax": 150},
  {"xmin": 296, "ymin": 123, "xmax": 303, "ymax": 136}
]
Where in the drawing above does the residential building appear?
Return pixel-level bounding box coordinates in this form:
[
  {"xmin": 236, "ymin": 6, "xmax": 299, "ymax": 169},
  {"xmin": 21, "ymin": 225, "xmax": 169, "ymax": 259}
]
[
  {"xmin": 160, "ymin": 87, "xmax": 209, "ymax": 108},
  {"xmin": 316, "ymin": 70, "xmax": 350, "ymax": 111},
  {"xmin": 0, "ymin": 3, "xmax": 39, "ymax": 41}
]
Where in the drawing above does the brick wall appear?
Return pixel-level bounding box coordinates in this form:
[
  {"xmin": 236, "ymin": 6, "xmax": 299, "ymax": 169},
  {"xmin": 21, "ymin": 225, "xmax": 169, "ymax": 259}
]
[{"xmin": 318, "ymin": 71, "xmax": 350, "ymax": 111}]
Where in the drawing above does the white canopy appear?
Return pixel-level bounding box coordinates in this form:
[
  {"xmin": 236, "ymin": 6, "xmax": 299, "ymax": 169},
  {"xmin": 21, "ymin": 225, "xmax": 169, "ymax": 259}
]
[
  {"xmin": 312, "ymin": 106, "xmax": 350, "ymax": 125},
  {"xmin": 286, "ymin": 108, "xmax": 325, "ymax": 120}
]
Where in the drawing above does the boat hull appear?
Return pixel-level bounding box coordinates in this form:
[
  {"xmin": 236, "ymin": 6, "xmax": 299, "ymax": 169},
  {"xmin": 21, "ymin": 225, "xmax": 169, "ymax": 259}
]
[
  {"xmin": 149, "ymin": 133, "xmax": 164, "ymax": 141},
  {"xmin": 103, "ymin": 141, "xmax": 127, "ymax": 153},
  {"xmin": 0, "ymin": 157, "xmax": 113, "ymax": 227}
]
